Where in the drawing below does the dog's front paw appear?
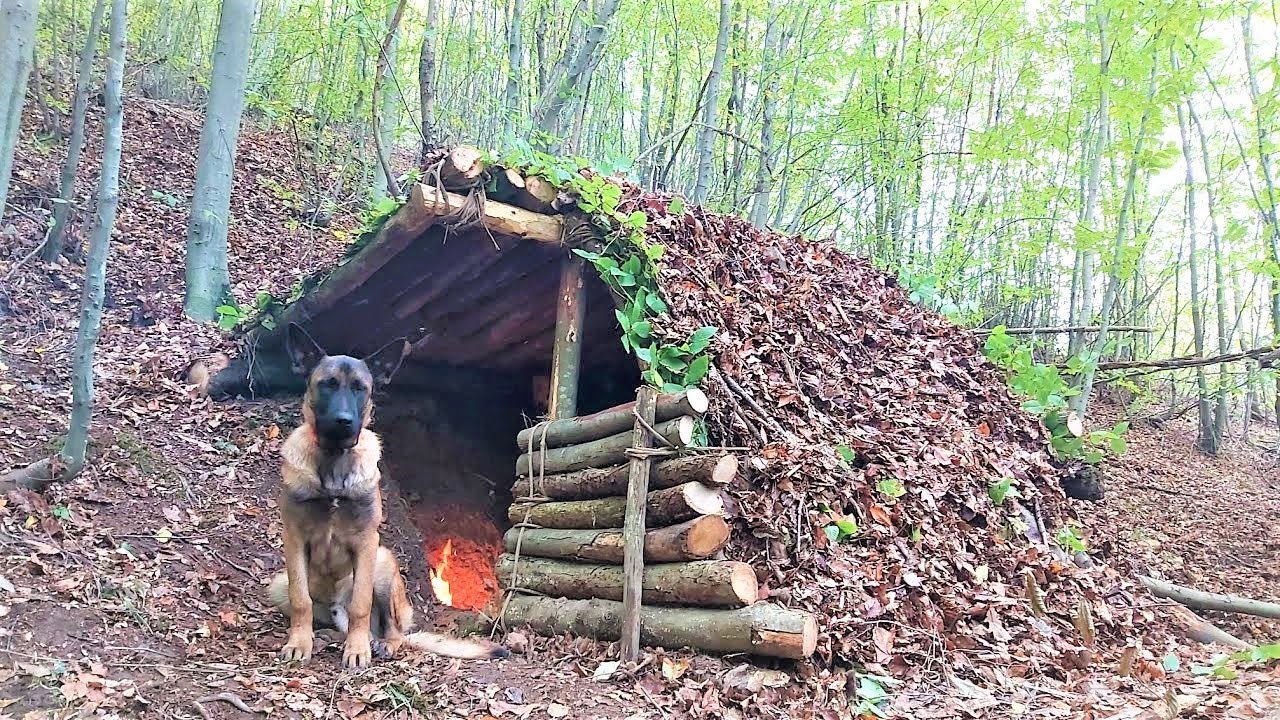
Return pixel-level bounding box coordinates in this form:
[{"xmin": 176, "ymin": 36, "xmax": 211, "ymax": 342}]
[
  {"xmin": 343, "ymin": 633, "xmax": 372, "ymax": 669},
  {"xmin": 279, "ymin": 630, "xmax": 314, "ymax": 663}
]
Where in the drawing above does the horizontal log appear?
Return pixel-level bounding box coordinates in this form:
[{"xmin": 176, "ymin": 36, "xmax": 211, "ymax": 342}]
[
  {"xmin": 518, "ymin": 389, "xmax": 708, "ymax": 451},
  {"xmin": 409, "ymin": 182, "xmax": 564, "ymax": 244},
  {"xmin": 499, "ymin": 595, "xmax": 817, "ymax": 660},
  {"xmin": 1141, "ymin": 576, "xmax": 1280, "ymax": 620},
  {"xmin": 496, "ymin": 556, "xmax": 758, "ymax": 607},
  {"xmin": 510, "ymin": 174, "xmax": 558, "ymax": 213},
  {"xmin": 508, "ymin": 481, "xmax": 723, "ymax": 529},
  {"xmin": 974, "ymin": 325, "xmax": 1153, "ymax": 335},
  {"xmin": 525, "ymin": 454, "xmax": 736, "ymax": 501},
  {"xmin": 502, "ymin": 516, "xmax": 731, "ymax": 563},
  {"xmin": 516, "ymin": 416, "xmax": 696, "ymax": 476}
]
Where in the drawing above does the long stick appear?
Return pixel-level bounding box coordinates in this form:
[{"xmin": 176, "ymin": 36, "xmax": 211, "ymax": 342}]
[
  {"xmin": 1141, "ymin": 576, "xmax": 1280, "ymax": 620},
  {"xmin": 621, "ymin": 386, "xmax": 657, "ymax": 662},
  {"xmin": 1084, "ymin": 345, "xmax": 1279, "ymax": 372},
  {"xmin": 974, "ymin": 325, "xmax": 1152, "ymax": 336}
]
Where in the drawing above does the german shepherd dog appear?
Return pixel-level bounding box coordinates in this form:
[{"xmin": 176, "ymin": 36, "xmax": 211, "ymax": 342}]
[{"xmin": 267, "ymin": 323, "xmax": 507, "ymax": 668}]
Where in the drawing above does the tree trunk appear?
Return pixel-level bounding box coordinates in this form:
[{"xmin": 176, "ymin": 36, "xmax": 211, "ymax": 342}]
[
  {"xmin": 40, "ymin": 0, "xmax": 107, "ymax": 261},
  {"xmin": 691, "ymin": 0, "xmax": 730, "ymax": 205},
  {"xmin": 1073, "ymin": 50, "xmax": 1156, "ymax": 420},
  {"xmin": 1175, "ymin": 97, "xmax": 1217, "ymax": 453},
  {"xmin": 1192, "ymin": 108, "xmax": 1231, "ymax": 446},
  {"xmin": 2, "ymin": 0, "xmax": 127, "ymax": 495},
  {"xmin": 518, "ymin": 389, "xmax": 707, "ymax": 451},
  {"xmin": 521, "ymin": 453, "xmax": 736, "ymax": 501},
  {"xmin": 184, "ymin": 0, "xmax": 257, "ymax": 322},
  {"xmin": 747, "ymin": 0, "xmax": 781, "ymax": 229},
  {"xmin": 502, "ymin": 0, "xmax": 523, "ymax": 139},
  {"xmin": 502, "ymin": 516, "xmax": 731, "ymax": 563},
  {"xmin": 497, "ymin": 556, "xmax": 758, "ymax": 607},
  {"xmin": 498, "ymin": 595, "xmax": 817, "ymax": 659},
  {"xmin": 1068, "ymin": 5, "xmax": 1109, "ymax": 363},
  {"xmin": 371, "ymin": 0, "xmax": 405, "ymax": 200},
  {"xmin": 508, "ymin": 481, "xmax": 724, "ymax": 529},
  {"xmin": 516, "ymin": 416, "xmax": 696, "ymax": 476},
  {"xmin": 531, "ymin": 0, "xmax": 622, "ymax": 140},
  {"xmin": 1243, "ymin": 16, "xmax": 1280, "ymax": 441},
  {"xmin": 418, "ymin": 0, "xmax": 439, "ymax": 156},
  {"xmin": 0, "ymin": 0, "xmax": 40, "ymax": 217}
]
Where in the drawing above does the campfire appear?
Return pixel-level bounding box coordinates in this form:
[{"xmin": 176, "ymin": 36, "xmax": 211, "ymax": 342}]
[{"xmin": 421, "ymin": 508, "xmax": 503, "ymax": 611}]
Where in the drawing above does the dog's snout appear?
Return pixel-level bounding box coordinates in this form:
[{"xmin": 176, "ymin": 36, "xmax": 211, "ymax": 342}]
[{"xmin": 334, "ymin": 413, "xmax": 355, "ymax": 427}]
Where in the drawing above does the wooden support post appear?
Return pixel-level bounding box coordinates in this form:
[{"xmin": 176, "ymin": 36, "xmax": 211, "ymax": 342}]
[
  {"xmin": 548, "ymin": 255, "xmax": 586, "ymax": 420},
  {"xmin": 621, "ymin": 386, "xmax": 657, "ymax": 662}
]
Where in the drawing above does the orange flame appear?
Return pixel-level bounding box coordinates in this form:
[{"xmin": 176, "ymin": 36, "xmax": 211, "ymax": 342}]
[{"xmin": 430, "ymin": 539, "xmax": 454, "ymax": 606}]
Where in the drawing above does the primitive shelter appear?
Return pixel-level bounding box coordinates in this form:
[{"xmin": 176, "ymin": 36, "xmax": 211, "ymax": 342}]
[{"xmin": 209, "ymin": 149, "xmax": 1120, "ymax": 669}]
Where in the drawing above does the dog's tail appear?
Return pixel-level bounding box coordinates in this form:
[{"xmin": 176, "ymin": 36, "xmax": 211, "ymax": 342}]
[{"xmin": 402, "ymin": 631, "xmax": 509, "ymax": 660}]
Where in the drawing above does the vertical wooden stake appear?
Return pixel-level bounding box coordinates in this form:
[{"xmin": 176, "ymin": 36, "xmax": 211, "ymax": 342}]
[
  {"xmin": 620, "ymin": 385, "xmax": 657, "ymax": 661},
  {"xmin": 548, "ymin": 254, "xmax": 586, "ymax": 420}
]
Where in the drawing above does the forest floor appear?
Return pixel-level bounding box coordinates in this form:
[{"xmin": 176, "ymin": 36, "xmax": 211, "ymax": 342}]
[{"xmin": 1, "ymin": 101, "xmax": 1279, "ymax": 719}]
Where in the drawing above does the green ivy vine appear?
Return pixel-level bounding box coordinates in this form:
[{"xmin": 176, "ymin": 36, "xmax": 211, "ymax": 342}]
[{"xmin": 498, "ymin": 142, "xmax": 717, "ymax": 392}]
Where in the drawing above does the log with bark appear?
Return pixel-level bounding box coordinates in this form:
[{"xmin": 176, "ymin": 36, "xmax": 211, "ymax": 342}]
[
  {"xmin": 498, "ymin": 595, "xmax": 817, "ymax": 660},
  {"xmin": 523, "ymin": 453, "xmax": 736, "ymax": 500},
  {"xmin": 423, "ymin": 145, "xmax": 486, "ymax": 190},
  {"xmin": 508, "ymin": 481, "xmax": 723, "ymax": 529},
  {"xmin": 413, "ymin": 182, "xmax": 564, "ymax": 244},
  {"xmin": 517, "ymin": 389, "xmax": 708, "ymax": 451},
  {"xmin": 515, "ymin": 416, "xmax": 696, "ymax": 476},
  {"xmin": 510, "ymin": 174, "xmax": 558, "ymax": 213},
  {"xmin": 496, "ymin": 556, "xmax": 758, "ymax": 607},
  {"xmin": 502, "ymin": 516, "xmax": 731, "ymax": 563},
  {"xmin": 1141, "ymin": 576, "xmax": 1280, "ymax": 620}
]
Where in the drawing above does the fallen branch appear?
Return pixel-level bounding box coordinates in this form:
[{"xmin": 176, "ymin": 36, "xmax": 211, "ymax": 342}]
[
  {"xmin": 1141, "ymin": 576, "xmax": 1280, "ymax": 620},
  {"xmin": 975, "ymin": 325, "xmax": 1152, "ymax": 335},
  {"xmin": 1163, "ymin": 603, "xmax": 1252, "ymax": 650},
  {"xmin": 192, "ymin": 692, "xmax": 261, "ymax": 719},
  {"xmin": 1081, "ymin": 345, "xmax": 1280, "ymax": 372}
]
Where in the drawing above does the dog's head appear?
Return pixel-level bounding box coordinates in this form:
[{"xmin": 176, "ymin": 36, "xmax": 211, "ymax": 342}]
[{"xmin": 286, "ymin": 323, "xmax": 409, "ymax": 451}]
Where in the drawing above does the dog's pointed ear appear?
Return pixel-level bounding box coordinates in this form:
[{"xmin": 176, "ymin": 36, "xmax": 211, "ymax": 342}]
[
  {"xmin": 364, "ymin": 338, "xmax": 410, "ymax": 386},
  {"xmin": 286, "ymin": 323, "xmax": 327, "ymax": 377}
]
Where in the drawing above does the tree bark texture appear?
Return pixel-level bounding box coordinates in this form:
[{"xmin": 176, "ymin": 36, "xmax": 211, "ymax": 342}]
[
  {"xmin": 521, "ymin": 453, "xmax": 735, "ymax": 500},
  {"xmin": 184, "ymin": 0, "xmax": 258, "ymax": 322},
  {"xmin": 499, "ymin": 595, "xmax": 817, "ymax": 659},
  {"xmin": 501, "ymin": 516, "xmax": 731, "ymax": 564},
  {"xmin": 0, "ymin": 0, "xmax": 40, "ymax": 216},
  {"xmin": 517, "ymin": 388, "xmax": 708, "ymax": 451},
  {"xmin": 516, "ymin": 416, "xmax": 696, "ymax": 476},
  {"xmin": 496, "ymin": 556, "xmax": 758, "ymax": 607},
  {"xmin": 508, "ymin": 481, "xmax": 724, "ymax": 529}
]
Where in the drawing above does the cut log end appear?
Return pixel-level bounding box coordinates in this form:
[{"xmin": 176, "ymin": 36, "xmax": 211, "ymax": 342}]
[
  {"xmin": 681, "ymin": 482, "xmax": 725, "ymax": 517},
  {"xmin": 710, "ymin": 454, "xmax": 737, "ymax": 486},
  {"xmin": 759, "ymin": 615, "xmax": 818, "ymax": 658},
  {"xmin": 674, "ymin": 415, "xmax": 696, "ymax": 446}
]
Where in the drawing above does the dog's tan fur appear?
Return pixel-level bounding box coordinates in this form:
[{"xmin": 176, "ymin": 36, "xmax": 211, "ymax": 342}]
[{"xmin": 267, "ymin": 325, "xmax": 505, "ymax": 668}]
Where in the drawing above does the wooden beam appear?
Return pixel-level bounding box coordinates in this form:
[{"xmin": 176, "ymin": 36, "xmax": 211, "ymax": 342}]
[
  {"xmin": 518, "ymin": 389, "xmax": 708, "ymax": 451},
  {"xmin": 548, "ymin": 255, "xmax": 587, "ymax": 419},
  {"xmin": 621, "ymin": 386, "xmax": 657, "ymax": 662},
  {"xmin": 410, "ymin": 182, "xmax": 564, "ymax": 243}
]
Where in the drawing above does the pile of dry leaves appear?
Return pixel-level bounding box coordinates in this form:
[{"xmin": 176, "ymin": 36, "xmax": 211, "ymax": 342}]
[{"xmin": 608, "ymin": 185, "xmax": 1154, "ymax": 680}]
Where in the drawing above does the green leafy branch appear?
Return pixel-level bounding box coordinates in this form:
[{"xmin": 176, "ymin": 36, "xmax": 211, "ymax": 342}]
[
  {"xmin": 498, "ymin": 143, "xmax": 716, "ymax": 392},
  {"xmin": 1193, "ymin": 644, "xmax": 1280, "ymax": 680},
  {"xmin": 983, "ymin": 326, "xmax": 1128, "ymax": 463}
]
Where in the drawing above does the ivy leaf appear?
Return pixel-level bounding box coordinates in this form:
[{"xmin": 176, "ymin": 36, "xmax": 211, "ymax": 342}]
[
  {"xmin": 645, "ymin": 243, "xmax": 665, "ymax": 261},
  {"xmin": 668, "ymin": 197, "xmax": 685, "ymax": 215},
  {"xmin": 627, "ymin": 210, "xmax": 648, "ymax": 229},
  {"xmin": 661, "ymin": 383, "xmax": 686, "ymax": 393},
  {"xmin": 823, "ymin": 525, "xmax": 840, "ymax": 543},
  {"xmin": 635, "ymin": 345, "xmax": 654, "ymax": 363},
  {"xmin": 632, "ymin": 321, "xmax": 652, "ymax": 338},
  {"xmin": 660, "ymin": 354, "xmax": 688, "ymax": 372},
  {"xmin": 615, "ymin": 309, "xmax": 632, "ymax": 332},
  {"xmin": 683, "ymin": 356, "xmax": 711, "ymax": 386},
  {"xmin": 646, "ymin": 293, "xmax": 668, "ymax": 314},
  {"xmin": 836, "ymin": 444, "xmax": 856, "ymax": 464},
  {"xmin": 687, "ymin": 326, "xmax": 718, "ymax": 353}
]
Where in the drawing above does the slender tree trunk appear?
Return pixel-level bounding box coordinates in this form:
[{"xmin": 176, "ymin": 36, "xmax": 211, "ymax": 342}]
[
  {"xmin": 63, "ymin": 0, "xmax": 126, "ymax": 476},
  {"xmin": 502, "ymin": 0, "xmax": 524, "ymax": 140},
  {"xmin": 691, "ymin": 0, "xmax": 730, "ymax": 205},
  {"xmin": 1176, "ymin": 99, "xmax": 1217, "ymax": 453},
  {"xmin": 418, "ymin": 0, "xmax": 439, "ymax": 156},
  {"xmin": 1073, "ymin": 54, "xmax": 1156, "ymax": 419},
  {"xmin": 532, "ymin": 0, "xmax": 622, "ymax": 140},
  {"xmin": 40, "ymin": 0, "xmax": 107, "ymax": 261},
  {"xmin": 748, "ymin": 0, "xmax": 781, "ymax": 228},
  {"xmin": 184, "ymin": 0, "xmax": 258, "ymax": 322},
  {"xmin": 0, "ymin": 0, "xmax": 40, "ymax": 217},
  {"xmin": 1189, "ymin": 106, "xmax": 1231, "ymax": 446},
  {"xmin": 372, "ymin": 0, "xmax": 406, "ymax": 199},
  {"xmin": 637, "ymin": 27, "xmax": 654, "ymax": 188},
  {"xmin": 1243, "ymin": 16, "xmax": 1280, "ymax": 440},
  {"xmin": 1071, "ymin": 8, "xmax": 1109, "ymax": 362}
]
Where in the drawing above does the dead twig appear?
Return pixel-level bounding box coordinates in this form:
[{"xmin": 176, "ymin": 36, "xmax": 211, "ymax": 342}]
[{"xmin": 193, "ymin": 692, "xmax": 261, "ymax": 717}]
